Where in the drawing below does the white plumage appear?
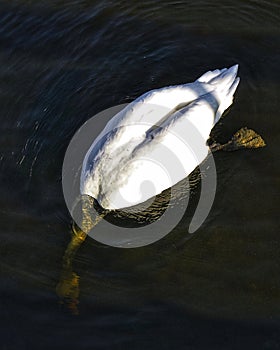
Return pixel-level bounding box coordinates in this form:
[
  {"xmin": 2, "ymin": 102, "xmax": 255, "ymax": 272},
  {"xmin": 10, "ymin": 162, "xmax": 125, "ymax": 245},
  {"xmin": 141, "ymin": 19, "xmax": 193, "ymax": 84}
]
[{"xmin": 81, "ymin": 65, "xmax": 240, "ymax": 210}]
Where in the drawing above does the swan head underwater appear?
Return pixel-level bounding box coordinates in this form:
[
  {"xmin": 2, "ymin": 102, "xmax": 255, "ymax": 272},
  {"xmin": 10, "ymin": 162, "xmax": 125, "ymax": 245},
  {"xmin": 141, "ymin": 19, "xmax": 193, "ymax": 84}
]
[
  {"xmin": 57, "ymin": 65, "xmax": 266, "ymax": 309},
  {"xmin": 74, "ymin": 64, "xmax": 265, "ymax": 233},
  {"xmin": 58, "ymin": 63, "xmax": 267, "ymax": 312}
]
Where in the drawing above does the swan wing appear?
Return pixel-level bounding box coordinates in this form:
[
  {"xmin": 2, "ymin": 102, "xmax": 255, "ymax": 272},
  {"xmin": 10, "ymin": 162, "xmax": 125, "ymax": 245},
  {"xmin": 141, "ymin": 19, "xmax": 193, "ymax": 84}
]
[
  {"xmin": 81, "ymin": 66, "xmax": 240, "ymax": 209},
  {"xmin": 83, "ymin": 92, "xmax": 218, "ymax": 209}
]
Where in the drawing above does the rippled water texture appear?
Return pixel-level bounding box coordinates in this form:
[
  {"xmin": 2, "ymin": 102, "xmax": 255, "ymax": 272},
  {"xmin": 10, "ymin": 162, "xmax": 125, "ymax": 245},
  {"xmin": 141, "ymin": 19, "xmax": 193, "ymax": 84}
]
[{"xmin": 0, "ymin": 1, "xmax": 279, "ymax": 348}]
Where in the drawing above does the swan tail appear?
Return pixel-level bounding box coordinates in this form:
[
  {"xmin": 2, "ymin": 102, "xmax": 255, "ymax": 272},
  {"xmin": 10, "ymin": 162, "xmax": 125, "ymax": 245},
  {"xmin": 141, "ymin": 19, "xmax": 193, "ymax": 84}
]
[
  {"xmin": 196, "ymin": 68, "xmax": 227, "ymax": 83},
  {"xmin": 208, "ymin": 64, "xmax": 240, "ymax": 122}
]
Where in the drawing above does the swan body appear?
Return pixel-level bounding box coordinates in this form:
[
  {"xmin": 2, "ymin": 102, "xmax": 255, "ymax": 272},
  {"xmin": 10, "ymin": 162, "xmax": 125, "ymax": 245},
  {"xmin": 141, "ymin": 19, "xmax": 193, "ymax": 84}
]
[{"xmin": 81, "ymin": 65, "xmax": 240, "ymax": 210}]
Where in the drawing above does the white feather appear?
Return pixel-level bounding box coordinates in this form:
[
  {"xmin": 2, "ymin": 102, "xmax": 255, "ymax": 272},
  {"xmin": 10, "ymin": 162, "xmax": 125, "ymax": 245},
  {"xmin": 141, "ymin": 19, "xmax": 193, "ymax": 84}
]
[{"xmin": 81, "ymin": 65, "xmax": 240, "ymax": 209}]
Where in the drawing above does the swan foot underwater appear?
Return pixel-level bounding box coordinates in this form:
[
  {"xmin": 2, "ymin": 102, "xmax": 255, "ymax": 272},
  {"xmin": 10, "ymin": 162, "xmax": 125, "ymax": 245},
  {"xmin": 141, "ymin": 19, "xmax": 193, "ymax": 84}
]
[{"xmin": 56, "ymin": 65, "xmax": 265, "ymax": 313}]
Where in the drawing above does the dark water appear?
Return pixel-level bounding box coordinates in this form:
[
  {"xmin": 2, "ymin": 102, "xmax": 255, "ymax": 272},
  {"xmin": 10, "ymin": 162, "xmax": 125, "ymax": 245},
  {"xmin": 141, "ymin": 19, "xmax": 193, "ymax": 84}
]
[{"xmin": 1, "ymin": 0, "xmax": 279, "ymax": 348}]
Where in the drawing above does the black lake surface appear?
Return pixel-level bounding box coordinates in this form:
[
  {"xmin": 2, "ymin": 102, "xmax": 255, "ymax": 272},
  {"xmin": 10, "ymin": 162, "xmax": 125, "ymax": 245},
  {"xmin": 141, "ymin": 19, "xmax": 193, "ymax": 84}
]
[{"xmin": 0, "ymin": 0, "xmax": 279, "ymax": 349}]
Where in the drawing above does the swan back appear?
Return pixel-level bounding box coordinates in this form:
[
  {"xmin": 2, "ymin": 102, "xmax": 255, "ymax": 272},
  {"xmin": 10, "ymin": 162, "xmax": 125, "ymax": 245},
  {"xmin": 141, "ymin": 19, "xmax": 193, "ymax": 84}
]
[{"xmin": 81, "ymin": 65, "xmax": 240, "ymax": 209}]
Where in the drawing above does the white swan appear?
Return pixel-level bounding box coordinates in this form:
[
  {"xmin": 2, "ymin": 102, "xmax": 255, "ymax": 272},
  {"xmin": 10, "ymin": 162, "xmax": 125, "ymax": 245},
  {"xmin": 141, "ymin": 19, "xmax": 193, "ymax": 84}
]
[{"xmin": 81, "ymin": 65, "xmax": 240, "ymax": 210}]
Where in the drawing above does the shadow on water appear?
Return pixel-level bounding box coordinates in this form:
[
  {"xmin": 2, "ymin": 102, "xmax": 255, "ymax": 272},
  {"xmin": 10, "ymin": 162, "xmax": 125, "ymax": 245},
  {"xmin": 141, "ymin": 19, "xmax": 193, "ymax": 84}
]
[{"xmin": 0, "ymin": 0, "xmax": 279, "ymax": 348}]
